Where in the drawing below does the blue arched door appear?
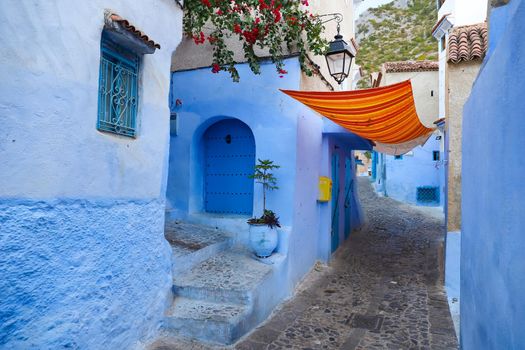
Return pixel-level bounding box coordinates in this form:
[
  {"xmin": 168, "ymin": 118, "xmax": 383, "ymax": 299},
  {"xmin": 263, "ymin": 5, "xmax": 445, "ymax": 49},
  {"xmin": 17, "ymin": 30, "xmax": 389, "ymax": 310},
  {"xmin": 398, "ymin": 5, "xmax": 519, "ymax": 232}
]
[{"xmin": 203, "ymin": 119, "xmax": 255, "ymax": 215}]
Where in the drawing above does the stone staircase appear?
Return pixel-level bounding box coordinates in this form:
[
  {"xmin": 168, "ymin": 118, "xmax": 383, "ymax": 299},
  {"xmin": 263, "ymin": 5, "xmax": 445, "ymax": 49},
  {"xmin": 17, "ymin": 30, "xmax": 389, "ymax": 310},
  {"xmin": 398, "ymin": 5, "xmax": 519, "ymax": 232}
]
[{"xmin": 162, "ymin": 221, "xmax": 276, "ymax": 345}]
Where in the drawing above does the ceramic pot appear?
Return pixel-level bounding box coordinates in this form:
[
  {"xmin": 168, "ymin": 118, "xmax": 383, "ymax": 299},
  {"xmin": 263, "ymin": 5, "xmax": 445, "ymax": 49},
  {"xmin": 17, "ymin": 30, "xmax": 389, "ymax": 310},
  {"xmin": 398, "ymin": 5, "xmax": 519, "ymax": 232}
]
[{"xmin": 248, "ymin": 224, "xmax": 278, "ymax": 258}]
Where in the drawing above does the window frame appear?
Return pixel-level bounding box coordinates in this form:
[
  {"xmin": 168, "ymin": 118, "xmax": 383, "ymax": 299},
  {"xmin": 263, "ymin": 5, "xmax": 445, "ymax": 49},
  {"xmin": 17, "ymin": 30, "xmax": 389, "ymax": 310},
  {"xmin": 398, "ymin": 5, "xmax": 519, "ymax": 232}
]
[
  {"xmin": 97, "ymin": 33, "xmax": 140, "ymax": 138},
  {"xmin": 440, "ymin": 35, "xmax": 447, "ymax": 52}
]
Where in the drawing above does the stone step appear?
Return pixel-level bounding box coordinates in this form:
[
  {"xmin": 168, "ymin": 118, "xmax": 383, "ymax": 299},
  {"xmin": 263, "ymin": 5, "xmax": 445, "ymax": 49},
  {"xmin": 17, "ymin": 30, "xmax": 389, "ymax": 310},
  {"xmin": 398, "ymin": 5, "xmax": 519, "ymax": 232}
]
[
  {"xmin": 173, "ymin": 284, "xmax": 251, "ymax": 305},
  {"xmin": 173, "ymin": 249, "xmax": 273, "ymax": 304},
  {"xmin": 162, "ymin": 297, "xmax": 251, "ymax": 345},
  {"xmin": 165, "ymin": 221, "xmax": 233, "ymax": 274}
]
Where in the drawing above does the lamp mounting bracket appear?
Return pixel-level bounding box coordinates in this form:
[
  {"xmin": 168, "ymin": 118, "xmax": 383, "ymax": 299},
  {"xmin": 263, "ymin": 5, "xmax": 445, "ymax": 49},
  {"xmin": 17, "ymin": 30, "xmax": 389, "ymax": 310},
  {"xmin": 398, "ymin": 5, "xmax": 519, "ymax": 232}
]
[{"xmin": 318, "ymin": 13, "xmax": 343, "ymax": 35}]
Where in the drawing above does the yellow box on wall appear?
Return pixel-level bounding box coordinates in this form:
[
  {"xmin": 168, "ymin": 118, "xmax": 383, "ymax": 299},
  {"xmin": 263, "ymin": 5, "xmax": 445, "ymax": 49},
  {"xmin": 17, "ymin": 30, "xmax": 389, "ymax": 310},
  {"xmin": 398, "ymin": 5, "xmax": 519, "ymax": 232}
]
[{"xmin": 318, "ymin": 176, "xmax": 332, "ymax": 202}]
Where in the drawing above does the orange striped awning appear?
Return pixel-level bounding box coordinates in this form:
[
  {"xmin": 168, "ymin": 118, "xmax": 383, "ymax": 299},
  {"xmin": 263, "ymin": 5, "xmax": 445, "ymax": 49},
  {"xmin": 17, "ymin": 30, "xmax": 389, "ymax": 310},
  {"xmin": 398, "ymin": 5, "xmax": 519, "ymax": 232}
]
[{"xmin": 281, "ymin": 80, "xmax": 434, "ymax": 144}]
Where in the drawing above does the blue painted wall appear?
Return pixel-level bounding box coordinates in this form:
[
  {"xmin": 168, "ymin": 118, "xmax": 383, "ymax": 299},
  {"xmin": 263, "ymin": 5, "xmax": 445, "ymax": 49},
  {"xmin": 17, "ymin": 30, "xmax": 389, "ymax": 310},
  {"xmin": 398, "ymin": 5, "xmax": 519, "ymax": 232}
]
[
  {"xmin": 298, "ymin": 124, "xmax": 371, "ymax": 261},
  {"xmin": 0, "ymin": 199, "xmax": 171, "ymax": 349},
  {"xmin": 168, "ymin": 58, "xmax": 367, "ymax": 294},
  {"xmin": 167, "ymin": 59, "xmax": 301, "ymax": 228},
  {"xmin": 461, "ymin": 1, "xmax": 525, "ymax": 348},
  {"xmin": 0, "ymin": 2, "xmax": 183, "ymax": 348},
  {"xmin": 374, "ymin": 136, "xmax": 443, "ymax": 206},
  {"xmin": 445, "ymin": 231, "xmax": 461, "ymax": 337}
]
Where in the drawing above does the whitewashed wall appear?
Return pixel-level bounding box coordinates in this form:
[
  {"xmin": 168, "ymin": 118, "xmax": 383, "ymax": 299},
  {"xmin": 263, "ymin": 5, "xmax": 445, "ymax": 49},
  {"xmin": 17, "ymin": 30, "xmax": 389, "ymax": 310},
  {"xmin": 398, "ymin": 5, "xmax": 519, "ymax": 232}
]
[
  {"xmin": 439, "ymin": 0, "xmax": 488, "ymax": 27},
  {"xmin": 0, "ymin": 0, "xmax": 182, "ymax": 199}
]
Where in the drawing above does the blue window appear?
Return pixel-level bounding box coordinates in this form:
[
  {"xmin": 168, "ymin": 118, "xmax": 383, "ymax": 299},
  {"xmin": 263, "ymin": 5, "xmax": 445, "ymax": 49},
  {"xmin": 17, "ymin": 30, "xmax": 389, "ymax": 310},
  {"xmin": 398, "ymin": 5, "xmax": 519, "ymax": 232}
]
[
  {"xmin": 433, "ymin": 151, "xmax": 440, "ymax": 161},
  {"xmin": 394, "ymin": 155, "xmax": 403, "ymax": 160},
  {"xmin": 97, "ymin": 33, "xmax": 139, "ymax": 137},
  {"xmin": 416, "ymin": 186, "xmax": 440, "ymax": 204}
]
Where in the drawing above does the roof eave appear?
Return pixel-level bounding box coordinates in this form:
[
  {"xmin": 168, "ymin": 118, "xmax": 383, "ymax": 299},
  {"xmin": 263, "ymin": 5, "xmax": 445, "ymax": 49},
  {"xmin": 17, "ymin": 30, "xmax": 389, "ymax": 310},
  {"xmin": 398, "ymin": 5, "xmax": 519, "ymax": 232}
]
[{"xmin": 432, "ymin": 14, "xmax": 454, "ymax": 39}]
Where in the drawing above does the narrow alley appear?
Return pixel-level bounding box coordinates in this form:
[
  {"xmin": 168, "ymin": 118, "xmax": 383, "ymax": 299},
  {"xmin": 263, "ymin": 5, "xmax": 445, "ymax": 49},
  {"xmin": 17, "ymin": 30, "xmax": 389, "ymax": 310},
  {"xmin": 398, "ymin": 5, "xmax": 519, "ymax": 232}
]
[
  {"xmin": 3, "ymin": 1, "xmax": 525, "ymax": 349},
  {"xmin": 152, "ymin": 178, "xmax": 458, "ymax": 350}
]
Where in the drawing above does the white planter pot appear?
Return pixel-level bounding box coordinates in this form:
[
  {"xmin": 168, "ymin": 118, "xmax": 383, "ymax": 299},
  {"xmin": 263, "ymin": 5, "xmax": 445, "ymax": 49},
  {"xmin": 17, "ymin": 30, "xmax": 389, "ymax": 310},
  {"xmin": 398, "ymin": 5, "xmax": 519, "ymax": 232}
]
[{"xmin": 248, "ymin": 224, "xmax": 278, "ymax": 258}]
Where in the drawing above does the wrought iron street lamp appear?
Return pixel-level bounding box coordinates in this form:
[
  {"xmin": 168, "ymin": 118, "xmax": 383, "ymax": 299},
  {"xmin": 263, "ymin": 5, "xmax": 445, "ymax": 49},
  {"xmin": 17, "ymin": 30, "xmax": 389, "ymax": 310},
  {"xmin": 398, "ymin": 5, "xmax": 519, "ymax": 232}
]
[{"xmin": 321, "ymin": 13, "xmax": 356, "ymax": 85}]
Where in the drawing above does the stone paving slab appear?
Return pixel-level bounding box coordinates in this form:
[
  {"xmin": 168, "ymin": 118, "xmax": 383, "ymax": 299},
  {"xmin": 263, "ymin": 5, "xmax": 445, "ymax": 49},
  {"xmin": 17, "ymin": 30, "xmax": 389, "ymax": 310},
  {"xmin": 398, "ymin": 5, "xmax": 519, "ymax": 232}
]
[
  {"xmin": 165, "ymin": 221, "xmax": 232, "ymax": 258},
  {"xmin": 167, "ymin": 298, "xmax": 249, "ymax": 322},
  {"xmin": 162, "ymin": 297, "xmax": 252, "ymax": 344},
  {"xmin": 174, "ymin": 249, "xmax": 272, "ymax": 292}
]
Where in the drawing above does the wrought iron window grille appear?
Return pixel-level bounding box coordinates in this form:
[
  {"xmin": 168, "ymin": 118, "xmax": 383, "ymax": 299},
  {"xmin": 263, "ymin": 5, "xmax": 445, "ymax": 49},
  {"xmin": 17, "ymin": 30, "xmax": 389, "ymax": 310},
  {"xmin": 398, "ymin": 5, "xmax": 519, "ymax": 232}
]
[
  {"xmin": 416, "ymin": 186, "xmax": 440, "ymax": 204},
  {"xmin": 97, "ymin": 33, "xmax": 140, "ymax": 138}
]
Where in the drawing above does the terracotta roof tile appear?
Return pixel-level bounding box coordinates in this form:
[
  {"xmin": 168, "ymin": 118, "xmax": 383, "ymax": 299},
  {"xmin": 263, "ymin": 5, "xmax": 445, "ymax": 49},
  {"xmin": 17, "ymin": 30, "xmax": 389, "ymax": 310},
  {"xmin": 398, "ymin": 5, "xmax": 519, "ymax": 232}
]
[
  {"xmin": 383, "ymin": 61, "xmax": 439, "ymax": 73},
  {"xmin": 109, "ymin": 14, "xmax": 161, "ymax": 50},
  {"xmin": 448, "ymin": 23, "xmax": 487, "ymax": 64}
]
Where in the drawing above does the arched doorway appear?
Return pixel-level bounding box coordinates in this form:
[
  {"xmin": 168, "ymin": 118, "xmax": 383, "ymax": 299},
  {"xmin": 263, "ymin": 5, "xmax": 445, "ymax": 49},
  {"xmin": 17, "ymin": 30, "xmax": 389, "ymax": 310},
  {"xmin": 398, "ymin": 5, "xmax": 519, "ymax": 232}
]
[{"xmin": 202, "ymin": 119, "xmax": 255, "ymax": 215}]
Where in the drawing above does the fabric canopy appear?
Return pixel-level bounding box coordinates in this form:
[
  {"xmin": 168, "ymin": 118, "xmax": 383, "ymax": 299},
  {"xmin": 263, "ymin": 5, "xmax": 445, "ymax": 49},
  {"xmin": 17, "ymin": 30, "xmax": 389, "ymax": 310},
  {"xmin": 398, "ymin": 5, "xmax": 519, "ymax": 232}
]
[
  {"xmin": 373, "ymin": 133, "xmax": 433, "ymax": 155},
  {"xmin": 281, "ymin": 80, "xmax": 435, "ymax": 145}
]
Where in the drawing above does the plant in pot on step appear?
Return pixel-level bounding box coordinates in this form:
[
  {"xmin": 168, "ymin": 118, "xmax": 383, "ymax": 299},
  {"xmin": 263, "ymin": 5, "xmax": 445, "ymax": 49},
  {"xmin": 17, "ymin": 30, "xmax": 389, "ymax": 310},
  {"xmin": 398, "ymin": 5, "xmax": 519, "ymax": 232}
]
[{"xmin": 247, "ymin": 159, "xmax": 281, "ymax": 258}]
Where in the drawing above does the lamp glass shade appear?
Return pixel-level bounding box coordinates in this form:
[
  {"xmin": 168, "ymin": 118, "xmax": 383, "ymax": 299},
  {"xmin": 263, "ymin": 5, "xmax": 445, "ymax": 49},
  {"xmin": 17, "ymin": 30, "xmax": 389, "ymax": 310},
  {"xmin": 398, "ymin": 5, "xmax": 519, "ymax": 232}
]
[{"xmin": 324, "ymin": 36, "xmax": 355, "ymax": 84}]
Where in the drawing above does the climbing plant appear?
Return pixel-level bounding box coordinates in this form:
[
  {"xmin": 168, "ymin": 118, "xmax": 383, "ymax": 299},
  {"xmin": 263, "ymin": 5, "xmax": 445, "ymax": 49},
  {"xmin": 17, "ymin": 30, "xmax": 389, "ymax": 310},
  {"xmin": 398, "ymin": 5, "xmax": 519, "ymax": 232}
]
[{"xmin": 183, "ymin": 0, "xmax": 328, "ymax": 81}]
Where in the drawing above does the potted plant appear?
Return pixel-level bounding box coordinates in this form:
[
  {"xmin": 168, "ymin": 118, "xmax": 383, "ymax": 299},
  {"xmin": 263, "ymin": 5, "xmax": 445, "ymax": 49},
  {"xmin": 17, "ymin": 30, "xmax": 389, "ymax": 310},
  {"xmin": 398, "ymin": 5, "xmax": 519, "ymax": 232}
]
[{"xmin": 247, "ymin": 159, "xmax": 281, "ymax": 258}]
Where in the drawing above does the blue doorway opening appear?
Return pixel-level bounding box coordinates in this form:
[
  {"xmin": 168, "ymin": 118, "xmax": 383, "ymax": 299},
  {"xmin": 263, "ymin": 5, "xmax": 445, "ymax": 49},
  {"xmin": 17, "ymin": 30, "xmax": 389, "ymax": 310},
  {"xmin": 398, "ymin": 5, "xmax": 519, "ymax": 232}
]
[
  {"xmin": 344, "ymin": 157, "xmax": 353, "ymax": 240},
  {"xmin": 203, "ymin": 119, "xmax": 255, "ymax": 215},
  {"xmin": 331, "ymin": 153, "xmax": 340, "ymax": 253}
]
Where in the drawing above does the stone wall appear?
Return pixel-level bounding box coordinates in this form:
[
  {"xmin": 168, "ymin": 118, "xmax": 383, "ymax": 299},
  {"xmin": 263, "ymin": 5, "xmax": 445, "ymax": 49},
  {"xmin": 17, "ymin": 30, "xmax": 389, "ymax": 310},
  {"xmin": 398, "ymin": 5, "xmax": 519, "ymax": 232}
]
[
  {"xmin": 0, "ymin": 1, "xmax": 183, "ymax": 348},
  {"xmin": 0, "ymin": 199, "xmax": 170, "ymax": 349},
  {"xmin": 446, "ymin": 61, "xmax": 481, "ymax": 232}
]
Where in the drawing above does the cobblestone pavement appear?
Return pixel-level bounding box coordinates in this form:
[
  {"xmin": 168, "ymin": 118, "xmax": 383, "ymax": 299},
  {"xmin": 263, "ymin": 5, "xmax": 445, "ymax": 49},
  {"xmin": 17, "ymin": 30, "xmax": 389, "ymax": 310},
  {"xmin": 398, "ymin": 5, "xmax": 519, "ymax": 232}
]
[{"xmin": 152, "ymin": 178, "xmax": 458, "ymax": 350}]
